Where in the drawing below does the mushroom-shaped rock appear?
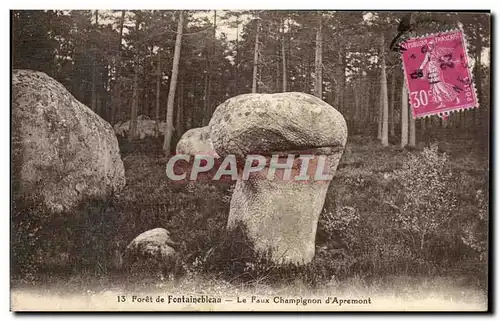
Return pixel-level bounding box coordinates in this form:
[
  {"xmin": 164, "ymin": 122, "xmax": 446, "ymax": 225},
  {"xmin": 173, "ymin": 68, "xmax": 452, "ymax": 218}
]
[
  {"xmin": 209, "ymin": 92, "xmax": 347, "ymax": 265},
  {"xmin": 12, "ymin": 69, "xmax": 126, "ymax": 213},
  {"xmin": 123, "ymin": 228, "xmax": 179, "ymax": 274},
  {"xmin": 175, "ymin": 126, "xmax": 219, "ymax": 157}
]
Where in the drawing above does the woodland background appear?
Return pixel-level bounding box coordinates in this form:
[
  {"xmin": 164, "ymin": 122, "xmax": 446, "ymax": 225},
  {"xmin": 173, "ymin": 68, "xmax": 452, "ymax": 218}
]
[{"xmin": 12, "ymin": 10, "xmax": 490, "ymax": 149}]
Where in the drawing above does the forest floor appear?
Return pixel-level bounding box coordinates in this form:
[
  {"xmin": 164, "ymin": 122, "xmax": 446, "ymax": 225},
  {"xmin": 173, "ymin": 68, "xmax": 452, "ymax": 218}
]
[{"xmin": 11, "ymin": 134, "xmax": 490, "ymax": 311}]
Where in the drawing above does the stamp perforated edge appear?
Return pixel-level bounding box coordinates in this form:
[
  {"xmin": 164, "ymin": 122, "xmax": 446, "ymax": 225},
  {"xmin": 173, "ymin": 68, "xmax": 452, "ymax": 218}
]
[{"xmin": 399, "ymin": 25, "xmax": 480, "ymax": 120}]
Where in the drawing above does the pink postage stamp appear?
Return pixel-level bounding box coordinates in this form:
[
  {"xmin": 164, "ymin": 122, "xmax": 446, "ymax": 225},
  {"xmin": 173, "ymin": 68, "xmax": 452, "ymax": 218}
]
[{"xmin": 400, "ymin": 29, "xmax": 478, "ymax": 119}]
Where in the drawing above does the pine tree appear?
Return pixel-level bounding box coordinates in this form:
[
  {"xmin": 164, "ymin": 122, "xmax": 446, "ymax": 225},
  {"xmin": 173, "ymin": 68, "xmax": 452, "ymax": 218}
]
[{"xmin": 163, "ymin": 11, "xmax": 184, "ymax": 154}]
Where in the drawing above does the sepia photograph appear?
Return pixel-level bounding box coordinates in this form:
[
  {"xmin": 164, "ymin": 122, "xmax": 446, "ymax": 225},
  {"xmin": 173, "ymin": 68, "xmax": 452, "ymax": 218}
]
[{"xmin": 10, "ymin": 9, "xmax": 490, "ymax": 312}]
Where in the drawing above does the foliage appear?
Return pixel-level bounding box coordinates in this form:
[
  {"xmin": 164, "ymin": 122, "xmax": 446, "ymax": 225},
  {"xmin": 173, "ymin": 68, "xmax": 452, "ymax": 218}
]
[
  {"xmin": 459, "ymin": 187, "xmax": 488, "ymax": 263},
  {"xmin": 316, "ymin": 137, "xmax": 487, "ymax": 281},
  {"xmin": 393, "ymin": 144, "xmax": 459, "ymax": 254}
]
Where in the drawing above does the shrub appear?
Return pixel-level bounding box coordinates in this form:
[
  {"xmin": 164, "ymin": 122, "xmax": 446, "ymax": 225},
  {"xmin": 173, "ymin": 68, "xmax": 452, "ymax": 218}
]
[
  {"xmin": 313, "ymin": 142, "xmax": 487, "ymax": 280},
  {"xmin": 392, "ymin": 144, "xmax": 459, "ymax": 258},
  {"xmin": 459, "ymin": 188, "xmax": 488, "ymax": 263},
  {"xmin": 389, "ymin": 143, "xmax": 486, "ymax": 274}
]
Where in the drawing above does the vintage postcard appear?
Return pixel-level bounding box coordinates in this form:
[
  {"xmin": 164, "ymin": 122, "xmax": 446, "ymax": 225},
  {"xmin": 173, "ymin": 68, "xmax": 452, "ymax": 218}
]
[{"xmin": 11, "ymin": 10, "xmax": 490, "ymax": 312}]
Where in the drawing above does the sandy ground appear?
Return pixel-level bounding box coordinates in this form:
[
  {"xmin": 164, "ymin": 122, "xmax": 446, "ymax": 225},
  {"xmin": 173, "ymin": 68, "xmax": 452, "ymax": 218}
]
[{"xmin": 10, "ymin": 276, "xmax": 488, "ymax": 312}]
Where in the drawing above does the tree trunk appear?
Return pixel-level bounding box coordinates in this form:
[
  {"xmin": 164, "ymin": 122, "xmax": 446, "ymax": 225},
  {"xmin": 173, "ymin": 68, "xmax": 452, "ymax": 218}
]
[
  {"xmin": 111, "ymin": 10, "xmax": 125, "ymax": 125},
  {"xmin": 203, "ymin": 10, "xmax": 216, "ymax": 125},
  {"xmin": 335, "ymin": 40, "xmax": 345, "ymax": 111},
  {"xmin": 420, "ymin": 231, "xmax": 426, "ymax": 251},
  {"xmin": 234, "ymin": 13, "xmax": 240, "ymax": 97},
  {"xmin": 176, "ymin": 84, "xmax": 181, "ymax": 136},
  {"xmin": 155, "ymin": 52, "xmax": 161, "ymax": 136},
  {"xmin": 91, "ymin": 10, "xmax": 99, "ymax": 112},
  {"xmin": 401, "ymin": 83, "xmax": 409, "ymax": 147},
  {"xmin": 203, "ymin": 55, "xmax": 209, "ymax": 125},
  {"xmin": 361, "ymin": 78, "xmax": 367, "ymax": 124},
  {"xmin": 409, "ymin": 102, "xmax": 416, "ymax": 147},
  {"xmin": 275, "ymin": 45, "xmax": 280, "ymax": 92},
  {"xmin": 143, "ymin": 83, "xmax": 148, "ymax": 118},
  {"xmin": 461, "ymin": 107, "xmax": 467, "ymax": 129},
  {"xmin": 103, "ymin": 63, "xmax": 110, "ymax": 120},
  {"xmin": 389, "ymin": 69, "xmax": 396, "ymax": 137},
  {"xmin": 72, "ymin": 23, "xmax": 84, "ymax": 103},
  {"xmin": 251, "ymin": 18, "xmax": 261, "ymax": 93},
  {"xmin": 176, "ymin": 77, "xmax": 184, "ymax": 135},
  {"xmin": 353, "ymin": 78, "xmax": 360, "ymax": 121},
  {"xmin": 377, "ymin": 84, "xmax": 382, "ymax": 140},
  {"xmin": 281, "ymin": 19, "xmax": 287, "ymax": 92},
  {"xmin": 235, "ymin": 15, "xmax": 239, "ymax": 69},
  {"xmin": 96, "ymin": 92, "xmax": 101, "ymax": 116},
  {"xmin": 129, "ymin": 57, "xmax": 139, "ymax": 141},
  {"xmin": 367, "ymin": 79, "xmax": 373, "ymax": 123},
  {"xmin": 474, "ymin": 23, "xmax": 483, "ymax": 133},
  {"xmin": 287, "ymin": 19, "xmax": 292, "ymax": 91},
  {"xmin": 380, "ymin": 35, "xmax": 389, "ymax": 147},
  {"xmin": 210, "ymin": 10, "xmax": 217, "ymax": 116},
  {"xmin": 129, "ymin": 16, "xmax": 141, "ymax": 141},
  {"xmin": 186, "ymin": 90, "xmax": 193, "ymax": 129},
  {"xmin": 163, "ymin": 11, "xmax": 184, "ymax": 154},
  {"xmin": 420, "ymin": 118, "xmax": 426, "ymax": 140},
  {"xmin": 306, "ymin": 51, "xmax": 311, "ymax": 93},
  {"xmin": 314, "ymin": 13, "xmax": 323, "ymax": 99}
]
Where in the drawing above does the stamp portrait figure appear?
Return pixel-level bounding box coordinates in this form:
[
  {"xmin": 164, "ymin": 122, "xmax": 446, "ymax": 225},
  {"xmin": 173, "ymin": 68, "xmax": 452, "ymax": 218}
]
[{"xmin": 418, "ymin": 40, "xmax": 460, "ymax": 108}]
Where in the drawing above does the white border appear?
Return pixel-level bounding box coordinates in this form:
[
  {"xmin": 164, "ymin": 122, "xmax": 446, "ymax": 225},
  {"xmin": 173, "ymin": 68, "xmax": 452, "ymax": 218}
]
[{"xmin": 3, "ymin": 2, "xmax": 496, "ymax": 320}]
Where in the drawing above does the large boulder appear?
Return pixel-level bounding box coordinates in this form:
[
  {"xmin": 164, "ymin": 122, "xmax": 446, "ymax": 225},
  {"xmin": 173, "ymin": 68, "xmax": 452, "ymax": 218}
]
[
  {"xmin": 209, "ymin": 92, "xmax": 347, "ymax": 265},
  {"xmin": 12, "ymin": 69, "xmax": 126, "ymax": 213}
]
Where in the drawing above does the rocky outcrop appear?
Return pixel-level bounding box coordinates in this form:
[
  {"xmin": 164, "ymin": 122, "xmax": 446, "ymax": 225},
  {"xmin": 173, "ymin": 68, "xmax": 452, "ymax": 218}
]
[
  {"xmin": 12, "ymin": 69, "xmax": 126, "ymax": 213},
  {"xmin": 209, "ymin": 92, "xmax": 347, "ymax": 265}
]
